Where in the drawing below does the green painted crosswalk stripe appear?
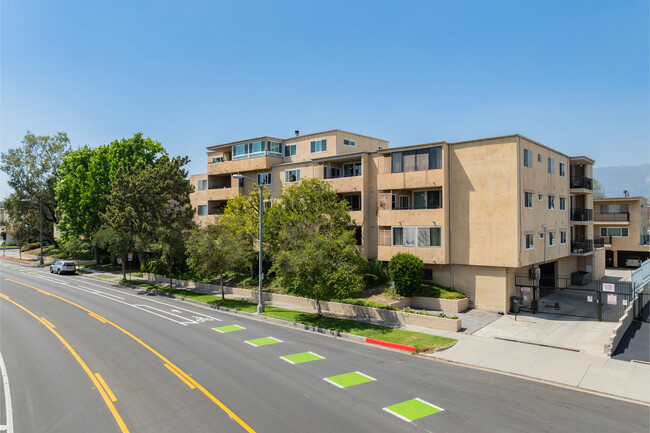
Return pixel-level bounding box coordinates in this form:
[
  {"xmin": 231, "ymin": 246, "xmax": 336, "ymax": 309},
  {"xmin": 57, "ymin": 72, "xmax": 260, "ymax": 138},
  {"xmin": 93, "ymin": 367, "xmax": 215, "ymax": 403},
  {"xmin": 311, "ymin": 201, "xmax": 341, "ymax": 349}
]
[
  {"xmin": 323, "ymin": 371, "xmax": 376, "ymax": 388},
  {"xmin": 244, "ymin": 337, "xmax": 282, "ymax": 347},
  {"xmin": 280, "ymin": 352, "xmax": 324, "ymax": 364},
  {"xmin": 213, "ymin": 324, "xmax": 246, "ymax": 333},
  {"xmin": 383, "ymin": 398, "xmax": 444, "ymax": 422}
]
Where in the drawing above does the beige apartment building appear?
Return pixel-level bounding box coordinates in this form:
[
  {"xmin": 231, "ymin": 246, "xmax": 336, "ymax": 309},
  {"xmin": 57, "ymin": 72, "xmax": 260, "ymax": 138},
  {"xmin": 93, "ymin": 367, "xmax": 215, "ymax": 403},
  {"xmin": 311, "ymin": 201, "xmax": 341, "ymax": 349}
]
[
  {"xmin": 190, "ymin": 130, "xmax": 604, "ymax": 312},
  {"xmin": 593, "ymin": 196, "xmax": 649, "ymax": 267}
]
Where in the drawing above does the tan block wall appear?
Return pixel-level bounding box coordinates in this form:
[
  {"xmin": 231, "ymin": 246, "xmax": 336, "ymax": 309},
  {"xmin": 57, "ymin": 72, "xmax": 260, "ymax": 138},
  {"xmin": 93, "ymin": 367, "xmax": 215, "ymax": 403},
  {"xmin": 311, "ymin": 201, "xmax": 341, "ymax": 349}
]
[
  {"xmin": 450, "ymin": 138, "xmax": 519, "ymax": 267},
  {"xmin": 190, "ymin": 174, "xmax": 208, "ymax": 225}
]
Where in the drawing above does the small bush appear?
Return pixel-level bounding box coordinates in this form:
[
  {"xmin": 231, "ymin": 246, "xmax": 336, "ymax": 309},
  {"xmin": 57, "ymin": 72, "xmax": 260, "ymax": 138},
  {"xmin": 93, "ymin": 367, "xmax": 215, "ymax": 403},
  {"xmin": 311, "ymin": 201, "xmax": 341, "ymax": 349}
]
[
  {"xmin": 141, "ymin": 258, "xmax": 167, "ymax": 275},
  {"xmin": 418, "ymin": 284, "xmax": 466, "ymax": 300},
  {"xmin": 339, "ymin": 298, "xmax": 396, "ymax": 310},
  {"xmin": 365, "ymin": 258, "xmax": 389, "ymax": 287},
  {"xmin": 401, "ymin": 307, "xmax": 458, "ymax": 320},
  {"xmin": 388, "ymin": 253, "xmax": 424, "ymax": 297},
  {"xmin": 21, "ymin": 242, "xmax": 41, "ymax": 252}
]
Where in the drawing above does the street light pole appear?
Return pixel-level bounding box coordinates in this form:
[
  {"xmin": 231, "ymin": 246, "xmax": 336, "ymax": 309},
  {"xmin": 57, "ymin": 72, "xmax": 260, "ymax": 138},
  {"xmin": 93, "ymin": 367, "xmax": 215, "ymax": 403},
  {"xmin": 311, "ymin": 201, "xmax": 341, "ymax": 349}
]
[
  {"xmin": 22, "ymin": 198, "xmax": 44, "ymax": 265},
  {"xmin": 233, "ymin": 174, "xmax": 265, "ymax": 313}
]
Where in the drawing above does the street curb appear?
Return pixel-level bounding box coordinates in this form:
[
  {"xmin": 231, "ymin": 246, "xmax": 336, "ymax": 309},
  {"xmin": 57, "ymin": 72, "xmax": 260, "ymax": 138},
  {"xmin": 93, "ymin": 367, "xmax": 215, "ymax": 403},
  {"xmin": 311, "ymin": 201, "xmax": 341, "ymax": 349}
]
[{"xmin": 114, "ymin": 282, "xmax": 435, "ymax": 352}]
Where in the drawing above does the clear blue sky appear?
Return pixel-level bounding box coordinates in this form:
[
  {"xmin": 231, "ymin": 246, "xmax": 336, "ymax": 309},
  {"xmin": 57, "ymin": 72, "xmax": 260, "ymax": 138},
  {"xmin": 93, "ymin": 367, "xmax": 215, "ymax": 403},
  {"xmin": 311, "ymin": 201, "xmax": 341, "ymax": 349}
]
[{"xmin": 2, "ymin": 0, "xmax": 648, "ymax": 200}]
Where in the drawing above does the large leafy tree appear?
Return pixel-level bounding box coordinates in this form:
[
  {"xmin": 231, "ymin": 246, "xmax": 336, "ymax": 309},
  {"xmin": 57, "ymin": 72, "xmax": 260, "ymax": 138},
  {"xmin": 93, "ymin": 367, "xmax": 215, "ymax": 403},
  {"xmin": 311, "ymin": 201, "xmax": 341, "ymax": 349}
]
[
  {"xmin": 1, "ymin": 132, "xmax": 71, "ymax": 247},
  {"xmin": 56, "ymin": 134, "xmax": 166, "ymax": 262},
  {"xmin": 268, "ymin": 178, "xmax": 365, "ymax": 317},
  {"xmin": 102, "ymin": 155, "xmax": 194, "ymax": 279},
  {"xmin": 186, "ymin": 223, "xmax": 252, "ymax": 299}
]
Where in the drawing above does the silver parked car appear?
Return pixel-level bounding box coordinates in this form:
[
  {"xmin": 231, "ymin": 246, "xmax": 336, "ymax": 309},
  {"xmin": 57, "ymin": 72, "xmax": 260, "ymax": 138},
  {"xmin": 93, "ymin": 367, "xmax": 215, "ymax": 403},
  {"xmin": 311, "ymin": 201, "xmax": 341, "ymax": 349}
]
[{"xmin": 50, "ymin": 260, "xmax": 76, "ymax": 275}]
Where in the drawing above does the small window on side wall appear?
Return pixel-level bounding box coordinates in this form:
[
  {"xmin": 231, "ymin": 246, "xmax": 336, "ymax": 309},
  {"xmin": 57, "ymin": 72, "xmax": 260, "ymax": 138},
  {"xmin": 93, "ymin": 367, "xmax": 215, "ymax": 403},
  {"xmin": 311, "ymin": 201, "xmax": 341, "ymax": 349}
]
[{"xmin": 343, "ymin": 139, "xmax": 356, "ymax": 147}]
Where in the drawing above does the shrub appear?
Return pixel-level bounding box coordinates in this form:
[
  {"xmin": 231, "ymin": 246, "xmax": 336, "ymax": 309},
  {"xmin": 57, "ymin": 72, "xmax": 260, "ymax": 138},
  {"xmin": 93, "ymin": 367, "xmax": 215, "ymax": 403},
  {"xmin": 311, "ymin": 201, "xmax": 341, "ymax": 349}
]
[
  {"xmin": 365, "ymin": 258, "xmax": 389, "ymax": 287},
  {"xmin": 339, "ymin": 298, "xmax": 396, "ymax": 310},
  {"xmin": 21, "ymin": 242, "xmax": 41, "ymax": 252},
  {"xmin": 388, "ymin": 253, "xmax": 424, "ymax": 297},
  {"xmin": 141, "ymin": 258, "xmax": 167, "ymax": 275}
]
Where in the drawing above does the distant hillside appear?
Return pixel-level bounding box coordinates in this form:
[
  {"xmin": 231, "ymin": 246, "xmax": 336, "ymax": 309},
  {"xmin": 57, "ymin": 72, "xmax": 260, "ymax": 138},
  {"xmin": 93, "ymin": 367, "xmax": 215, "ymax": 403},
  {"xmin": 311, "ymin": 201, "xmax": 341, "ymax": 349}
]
[{"xmin": 593, "ymin": 163, "xmax": 649, "ymax": 199}]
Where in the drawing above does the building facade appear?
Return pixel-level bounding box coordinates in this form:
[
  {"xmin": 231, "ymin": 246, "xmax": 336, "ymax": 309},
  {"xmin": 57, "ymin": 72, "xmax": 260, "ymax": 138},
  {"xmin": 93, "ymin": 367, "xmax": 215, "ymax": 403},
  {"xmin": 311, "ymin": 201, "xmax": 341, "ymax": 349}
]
[
  {"xmin": 190, "ymin": 130, "xmax": 605, "ymax": 312},
  {"xmin": 593, "ymin": 196, "xmax": 650, "ymax": 267}
]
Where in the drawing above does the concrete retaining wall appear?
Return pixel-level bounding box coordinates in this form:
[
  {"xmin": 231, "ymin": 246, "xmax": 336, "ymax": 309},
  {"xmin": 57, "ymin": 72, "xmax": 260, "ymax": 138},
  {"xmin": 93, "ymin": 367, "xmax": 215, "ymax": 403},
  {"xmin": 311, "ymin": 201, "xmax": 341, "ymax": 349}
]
[
  {"xmin": 389, "ymin": 296, "xmax": 469, "ymax": 313},
  {"xmin": 143, "ymin": 273, "xmax": 462, "ymax": 332},
  {"xmin": 606, "ymin": 284, "xmax": 647, "ymax": 356}
]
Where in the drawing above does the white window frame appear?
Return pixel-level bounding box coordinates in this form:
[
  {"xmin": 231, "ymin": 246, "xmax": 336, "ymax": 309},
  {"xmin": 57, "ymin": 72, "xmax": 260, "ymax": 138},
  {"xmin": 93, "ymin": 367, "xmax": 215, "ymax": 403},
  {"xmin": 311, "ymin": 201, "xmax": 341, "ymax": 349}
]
[
  {"xmin": 538, "ymin": 193, "xmax": 543, "ymax": 201},
  {"xmin": 559, "ymin": 162, "xmax": 566, "ymax": 177},
  {"xmin": 343, "ymin": 138, "xmax": 356, "ymax": 147},
  {"xmin": 524, "ymin": 192, "xmax": 533, "ymax": 209},
  {"xmin": 559, "ymin": 196, "xmax": 566, "ymax": 211},
  {"xmin": 257, "ymin": 172, "xmax": 272, "ymax": 186},
  {"xmin": 284, "ymin": 144, "xmax": 297, "ymax": 157},
  {"xmin": 560, "ymin": 230, "xmax": 567, "ymax": 245},
  {"xmin": 310, "ymin": 139, "xmax": 327, "ymax": 154},
  {"xmin": 548, "ymin": 231, "xmax": 556, "ymax": 246},
  {"xmin": 600, "ymin": 227, "xmax": 629, "ymax": 237},
  {"xmin": 285, "ymin": 169, "xmax": 301, "ymax": 183},
  {"xmin": 525, "ymin": 233, "xmax": 534, "ymax": 250},
  {"xmin": 548, "ymin": 157, "xmax": 554, "ymax": 174},
  {"xmin": 212, "ymin": 156, "xmax": 223, "ymax": 163},
  {"xmin": 524, "ymin": 149, "xmax": 533, "ymax": 168},
  {"xmin": 198, "ymin": 179, "xmax": 207, "ymax": 191},
  {"xmin": 392, "ymin": 226, "xmax": 442, "ymax": 248},
  {"xmin": 548, "ymin": 195, "xmax": 555, "ymax": 210},
  {"xmin": 197, "ymin": 205, "xmax": 207, "ymax": 216},
  {"xmin": 398, "ymin": 195, "xmax": 410, "ymax": 210},
  {"xmin": 539, "ymin": 232, "xmax": 544, "ymax": 240}
]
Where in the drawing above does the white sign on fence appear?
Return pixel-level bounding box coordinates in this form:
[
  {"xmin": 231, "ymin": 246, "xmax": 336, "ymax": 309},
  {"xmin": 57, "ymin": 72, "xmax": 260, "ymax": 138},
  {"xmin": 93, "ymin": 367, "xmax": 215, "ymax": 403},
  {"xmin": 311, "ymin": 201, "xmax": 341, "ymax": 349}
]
[
  {"xmin": 602, "ymin": 283, "xmax": 615, "ymax": 293},
  {"xmin": 607, "ymin": 294, "xmax": 617, "ymax": 305},
  {"xmin": 520, "ymin": 287, "xmax": 531, "ymax": 301}
]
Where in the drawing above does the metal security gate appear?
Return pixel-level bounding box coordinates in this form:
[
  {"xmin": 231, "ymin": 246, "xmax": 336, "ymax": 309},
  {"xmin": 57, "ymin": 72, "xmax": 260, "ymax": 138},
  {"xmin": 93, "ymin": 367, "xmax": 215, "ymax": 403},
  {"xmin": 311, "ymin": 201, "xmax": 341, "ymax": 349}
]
[{"xmin": 600, "ymin": 280, "xmax": 634, "ymax": 322}]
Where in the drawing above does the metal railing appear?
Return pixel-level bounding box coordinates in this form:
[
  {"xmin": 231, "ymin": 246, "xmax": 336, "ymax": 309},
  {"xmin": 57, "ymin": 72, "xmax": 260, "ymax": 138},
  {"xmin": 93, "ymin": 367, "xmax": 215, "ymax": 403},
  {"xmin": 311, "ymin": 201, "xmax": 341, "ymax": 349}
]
[
  {"xmin": 324, "ymin": 173, "xmax": 361, "ymax": 179},
  {"xmin": 392, "ymin": 204, "xmax": 443, "ymax": 210},
  {"xmin": 641, "ymin": 235, "xmax": 650, "ymax": 245},
  {"xmin": 593, "ymin": 238, "xmax": 605, "ymax": 249},
  {"xmin": 571, "ymin": 239, "xmax": 593, "ymax": 253},
  {"xmin": 570, "ymin": 176, "xmax": 593, "ymax": 190},
  {"xmin": 594, "ymin": 212, "xmax": 629, "ymax": 221},
  {"xmin": 570, "ymin": 208, "xmax": 593, "ymax": 222}
]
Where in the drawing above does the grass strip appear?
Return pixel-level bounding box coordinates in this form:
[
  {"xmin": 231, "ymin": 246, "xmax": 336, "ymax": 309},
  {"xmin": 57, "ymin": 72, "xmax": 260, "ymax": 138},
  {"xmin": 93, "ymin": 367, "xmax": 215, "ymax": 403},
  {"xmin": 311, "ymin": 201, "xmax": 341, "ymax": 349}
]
[{"xmin": 125, "ymin": 280, "xmax": 456, "ymax": 352}]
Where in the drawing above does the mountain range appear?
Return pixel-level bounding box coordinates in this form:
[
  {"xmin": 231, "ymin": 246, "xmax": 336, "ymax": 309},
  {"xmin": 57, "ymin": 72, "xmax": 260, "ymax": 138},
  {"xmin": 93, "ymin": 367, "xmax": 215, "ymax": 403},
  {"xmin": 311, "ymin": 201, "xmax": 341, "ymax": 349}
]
[{"xmin": 593, "ymin": 163, "xmax": 649, "ymax": 199}]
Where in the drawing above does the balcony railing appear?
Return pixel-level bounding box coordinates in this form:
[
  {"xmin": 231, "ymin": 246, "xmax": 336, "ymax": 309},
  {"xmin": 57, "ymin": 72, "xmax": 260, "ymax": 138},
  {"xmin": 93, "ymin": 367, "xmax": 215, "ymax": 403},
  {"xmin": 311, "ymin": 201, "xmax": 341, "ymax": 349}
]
[
  {"xmin": 641, "ymin": 235, "xmax": 650, "ymax": 245},
  {"xmin": 324, "ymin": 172, "xmax": 361, "ymax": 179},
  {"xmin": 570, "ymin": 176, "xmax": 593, "ymax": 190},
  {"xmin": 593, "ymin": 238, "xmax": 605, "ymax": 249},
  {"xmin": 570, "ymin": 208, "xmax": 593, "ymax": 222},
  {"xmin": 571, "ymin": 240, "xmax": 593, "ymax": 254},
  {"xmin": 209, "ymin": 184, "xmax": 232, "ymax": 190},
  {"xmin": 392, "ymin": 204, "xmax": 443, "ymax": 210},
  {"xmin": 596, "ymin": 236, "xmax": 612, "ymax": 245},
  {"xmin": 594, "ymin": 212, "xmax": 629, "ymax": 222}
]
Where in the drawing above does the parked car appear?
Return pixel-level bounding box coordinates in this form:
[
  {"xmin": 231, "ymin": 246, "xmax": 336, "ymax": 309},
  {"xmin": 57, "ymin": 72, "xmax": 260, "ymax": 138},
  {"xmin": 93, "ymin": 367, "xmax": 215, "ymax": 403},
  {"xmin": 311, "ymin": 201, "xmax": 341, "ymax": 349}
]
[
  {"xmin": 625, "ymin": 256, "xmax": 642, "ymax": 268},
  {"xmin": 50, "ymin": 260, "xmax": 76, "ymax": 275}
]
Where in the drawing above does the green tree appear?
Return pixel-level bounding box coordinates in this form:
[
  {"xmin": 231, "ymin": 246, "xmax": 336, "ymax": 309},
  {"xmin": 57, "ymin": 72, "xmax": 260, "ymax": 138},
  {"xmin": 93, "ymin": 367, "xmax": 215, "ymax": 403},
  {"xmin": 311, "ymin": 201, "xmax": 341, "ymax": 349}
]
[
  {"xmin": 268, "ymin": 178, "xmax": 365, "ymax": 317},
  {"xmin": 102, "ymin": 155, "xmax": 194, "ymax": 280},
  {"xmin": 388, "ymin": 253, "xmax": 424, "ymax": 297},
  {"xmin": 186, "ymin": 223, "xmax": 252, "ymax": 299},
  {"xmin": 60, "ymin": 236, "xmax": 91, "ymax": 268},
  {"xmin": 93, "ymin": 226, "xmax": 134, "ymax": 276},
  {"xmin": 56, "ymin": 134, "xmax": 166, "ymax": 262},
  {"xmin": 1, "ymin": 132, "xmax": 71, "ymax": 247},
  {"xmin": 592, "ymin": 179, "xmax": 606, "ymax": 198}
]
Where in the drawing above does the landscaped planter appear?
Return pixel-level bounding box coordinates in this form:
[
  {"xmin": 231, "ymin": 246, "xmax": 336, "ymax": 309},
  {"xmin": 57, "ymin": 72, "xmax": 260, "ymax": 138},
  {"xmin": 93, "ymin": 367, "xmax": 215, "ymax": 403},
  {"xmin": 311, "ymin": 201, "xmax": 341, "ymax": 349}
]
[
  {"xmin": 142, "ymin": 273, "xmax": 462, "ymax": 332},
  {"xmin": 391, "ymin": 296, "xmax": 469, "ymax": 314}
]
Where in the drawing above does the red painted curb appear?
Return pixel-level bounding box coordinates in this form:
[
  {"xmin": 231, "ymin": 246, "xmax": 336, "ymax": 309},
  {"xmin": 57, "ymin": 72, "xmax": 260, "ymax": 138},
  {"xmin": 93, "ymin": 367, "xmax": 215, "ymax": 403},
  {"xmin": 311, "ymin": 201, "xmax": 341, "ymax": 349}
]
[
  {"xmin": 0, "ymin": 257, "xmax": 34, "ymax": 265},
  {"xmin": 365, "ymin": 337, "xmax": 415, "ymax": 352}
]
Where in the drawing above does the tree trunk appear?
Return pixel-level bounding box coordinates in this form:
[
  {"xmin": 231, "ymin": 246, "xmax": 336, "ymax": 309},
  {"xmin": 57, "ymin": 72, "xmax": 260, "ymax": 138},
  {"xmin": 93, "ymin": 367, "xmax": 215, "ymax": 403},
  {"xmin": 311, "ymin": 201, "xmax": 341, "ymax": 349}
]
[
  {"xmin": 315, "ymin": 293, "xmax": 322, "ymax": 319},
  {"xmin": 121, "ymin": 253, "xmax": 127, "ymax": 280},
  {"xmin": 93, "ymin": 245, "xmax": 100, "ymax": 264},
  {"xmin": 220, "ymin": 271, "xmax": 225, "ymax": 300}
]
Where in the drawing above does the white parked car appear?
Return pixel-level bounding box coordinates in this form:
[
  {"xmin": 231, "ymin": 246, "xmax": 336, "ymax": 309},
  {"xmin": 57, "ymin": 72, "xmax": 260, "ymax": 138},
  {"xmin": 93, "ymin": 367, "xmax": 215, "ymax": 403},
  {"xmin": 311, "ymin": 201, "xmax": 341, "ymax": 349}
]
[
  {"xmin": 50, "ymin": 260, "xmax": 76, "ymax": 275},
  {"xmin": 625, "ymin": 256, "xmax": 642, "ymax": 268}
]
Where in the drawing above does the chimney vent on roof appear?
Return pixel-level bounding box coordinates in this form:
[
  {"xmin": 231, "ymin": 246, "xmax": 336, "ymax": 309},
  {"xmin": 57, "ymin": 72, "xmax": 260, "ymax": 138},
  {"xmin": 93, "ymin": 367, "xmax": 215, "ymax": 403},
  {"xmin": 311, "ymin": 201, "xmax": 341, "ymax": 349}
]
[{"xmin": 294, "ymin": 130, "xmax": 300, "ymax": 137}]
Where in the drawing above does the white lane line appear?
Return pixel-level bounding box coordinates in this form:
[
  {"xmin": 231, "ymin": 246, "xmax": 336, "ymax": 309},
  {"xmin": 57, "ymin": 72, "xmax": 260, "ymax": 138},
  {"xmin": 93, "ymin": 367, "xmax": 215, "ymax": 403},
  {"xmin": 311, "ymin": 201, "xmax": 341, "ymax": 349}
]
[
  {"xmin": 134, "ymin": 305, "xmax": 194, "ymax": 323},
  {"xmin": 322, "ymin": 378, "xmax": 345, "ymax": 389},
  {"xmin": 355, "ymin": 371, "xmax": 377, "ymax": 381},
  {"xmin": 414, "ymin": 397, "xmax": 445, "ymax": 412},
  {"xmin": 0, "ymin": 352, "xmax": 14, "ymax": 433},
  {"xmin": 382, "ymin": 407, "xmax": 412, "ymax": 423}
]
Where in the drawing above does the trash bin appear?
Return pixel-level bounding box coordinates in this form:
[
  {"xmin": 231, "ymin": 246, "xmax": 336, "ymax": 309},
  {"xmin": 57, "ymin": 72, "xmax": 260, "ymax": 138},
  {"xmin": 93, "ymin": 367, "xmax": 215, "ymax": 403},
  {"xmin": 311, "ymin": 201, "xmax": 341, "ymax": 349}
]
[
  {"xmin": 571, "ymin": 271, "xmax": 590, "ymax": 286},
  {"xmin": 510, "ymin": 296, "xmax": 522, "ymax": 314}
]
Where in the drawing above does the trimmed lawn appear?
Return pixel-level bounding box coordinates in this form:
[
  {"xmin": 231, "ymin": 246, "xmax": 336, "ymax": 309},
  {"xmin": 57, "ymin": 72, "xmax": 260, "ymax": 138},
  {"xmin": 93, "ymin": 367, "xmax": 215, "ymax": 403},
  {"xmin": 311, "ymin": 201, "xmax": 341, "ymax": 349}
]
[
  {"xmin": 125, "ymin": 280, "xmax": 456, "ymax": 352},
  {"xmin": 92, "ymin": 274, "xmax": 118, "ymax": 279}
]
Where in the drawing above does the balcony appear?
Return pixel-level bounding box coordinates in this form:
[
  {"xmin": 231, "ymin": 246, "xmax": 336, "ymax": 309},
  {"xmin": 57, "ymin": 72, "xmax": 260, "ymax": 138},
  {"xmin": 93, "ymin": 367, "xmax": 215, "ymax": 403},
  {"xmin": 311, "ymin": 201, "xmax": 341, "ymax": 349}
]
[
  {"xmin": 593, "ymin": 238, "xmax": 605, "ymax": 249},
  {"xmin": 570, "ymin": 176, "xmax": 593, "ymax": 190},
  {"xmin": 207, "ymin": 156, "xmax": 283, "ymax": 175},
  {"xmin": 377, "ymin": 169, "xmax": 444, "ymax": 191},
  {"xmin": 570, "ymin": 208, "xmax": 593, "ymax": 222},
  {"xmin": 642, "ymin": 235, "xmax": 650, "ymax": 245},
  {"xmin": 207, "ymin": 185, "xmax": 243, "ymax": 201},
  {"xmin": 324, "ymin": 174, "xmax": 363, "ymax": 193},
  {"xmin": 571, "ymin": 240, "xmax": 593, "ymax": 254},
  {"xmin": 594, "ymin": 212, "xmax": 629, "ymax": 222}
]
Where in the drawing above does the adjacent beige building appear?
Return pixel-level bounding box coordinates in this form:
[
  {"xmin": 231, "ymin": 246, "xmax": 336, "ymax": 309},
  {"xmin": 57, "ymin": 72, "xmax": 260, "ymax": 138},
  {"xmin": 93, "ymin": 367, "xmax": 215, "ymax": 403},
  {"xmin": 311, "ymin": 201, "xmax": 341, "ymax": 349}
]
[
  {"xmin": 190, "ymin": 130, "xmax": 605, "ymax": 313},
  {"xmin": 594, "ymin": 196, "xmax": 650, "ymax": 267}
]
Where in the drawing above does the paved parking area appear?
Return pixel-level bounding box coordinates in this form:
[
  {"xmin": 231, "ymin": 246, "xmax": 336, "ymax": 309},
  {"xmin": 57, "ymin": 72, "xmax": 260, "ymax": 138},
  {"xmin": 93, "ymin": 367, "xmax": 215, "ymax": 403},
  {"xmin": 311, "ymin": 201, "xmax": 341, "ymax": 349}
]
[{"xmin": 613, "ymin": 321, "xmax": 650, "ymax": 363}]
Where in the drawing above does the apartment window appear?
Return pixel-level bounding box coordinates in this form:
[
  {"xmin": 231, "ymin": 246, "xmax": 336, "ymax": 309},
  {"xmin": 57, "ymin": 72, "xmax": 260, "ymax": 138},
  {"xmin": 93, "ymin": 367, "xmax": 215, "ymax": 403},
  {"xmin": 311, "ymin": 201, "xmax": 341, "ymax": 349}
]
[
  {"xmin": 547, "ymin": 157, "xmax": 554, "ymax": 174},
  {"xmin": 392, "ymin": 226, "xmax": 441, "ymax": 247},
  {"xmin": 559, "ymin": 197, "xmax": 566, "ymax": 211},
  {"xmin": 285, "ymin": 169, "xmax": 300, "ymax": 183},
  {"xmin": 413, "ymin": 190, "xmax": 442, "ymax": 209},
  {"xmin": 343, "ymin": 163, "xmax": 362, "ymax": 177},
  {"xmin": 343, "ymin": 194, "xmax": 361, "ymax": 211},
  {"xmin": 238, "ymin": 177, "xmax": 244, "ymax": 187},
  {"xmin": 310, "ymin": 139, "xmax": 327, "ymax": 153},
  {"xmin": 257, "ymin": 172, "xmax": 272, "ymax": 185},
  {"xmin": 391, "ymin": 146, "xmax": 442, "ymax": 173},
  {"xmin": 343, "ymin": 139, "xmax": 356, "ymax": 147},
  {"xmin": 525, "ymin": 233, "xmax": 534, "ymax": 250},
  {"xmin": 354, "ymin": 226, "xmax": 362, "ymax": 245},
  {"xmin": 538, "ymin": 194, "xmax": 543, "ymax": 201},
  {"xmin": 538, "ymin": 154, "xmax": 542, "ymax": 163},
  {"xmin": 197, "ymin": 205, "xmax": 207, "ymax": 216},
  {"xmin": 212, "ymin": 156, "xmax": 223, "ymax": 163},
  {"xmin": 263, "ymin": 200, "xmax": 272, "ymax": 209},
  {"xmin": 539, "ymin": 232, "xmax": 544, "ymax": 240},
  {"xmin": 559, "ymin": 162, "xmax": 566, "ymax": 177},
  {"xmin": 600, "ymin": 227, "xmax": 629, "ymax": 237},
  {"xmin": 548, "ymin": 195, "xmax": 555, "ymax": 210},
  {"xmin": 198, "ymin": 180, "xmax": 207, "ymax": 191},
  {"xmin": 524, "ymin": 192, "xmax": 533, "ymax": 209},
  {"xmin": 524, "ymin": 149, "xmax": 533, "ymax": 168},
  {"xmin": 397, "ymin": 195, "xmax": 410, "ymax": 210},
  {"xmin": 284, "ymin": 144, "xmax": 297, "ymax": 157},
  {"xmin": 548, "ymin": 231, "xmax": 556, "ymax": 246},
  {"xmin": 267, "ymin": 141, "xmax": 283, "ymax": 156},
  {"xmin": 560, "ymin": 231, "xmax": 567, "ymax": 245},
  {"xmin": 600, "ymin": 204, "xmax": 629, "ymax": 214},
  {"xmin": 326, "ymin": 167, "xmax": 341, "ymax": 178}
]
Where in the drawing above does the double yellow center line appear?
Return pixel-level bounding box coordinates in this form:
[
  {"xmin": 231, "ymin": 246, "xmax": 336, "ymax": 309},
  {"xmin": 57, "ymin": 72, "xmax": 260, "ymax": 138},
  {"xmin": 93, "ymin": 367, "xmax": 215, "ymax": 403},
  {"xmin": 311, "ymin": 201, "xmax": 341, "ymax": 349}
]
[{"xmin": 3, "ymin": 279, "xmax": 257, "ymax": 433}]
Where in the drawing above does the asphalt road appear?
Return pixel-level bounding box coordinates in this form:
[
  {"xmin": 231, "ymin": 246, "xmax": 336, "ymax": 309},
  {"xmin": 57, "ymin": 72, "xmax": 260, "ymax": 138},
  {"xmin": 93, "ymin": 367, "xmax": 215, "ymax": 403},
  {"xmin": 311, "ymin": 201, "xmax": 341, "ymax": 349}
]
[{"xmin": 1, "ymin": 261, "xmax": 648, "ymax": 433}]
